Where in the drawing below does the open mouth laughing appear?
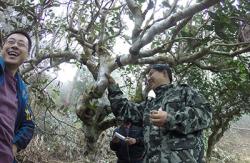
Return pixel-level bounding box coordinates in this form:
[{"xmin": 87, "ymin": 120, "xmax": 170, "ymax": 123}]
[{"xmin": 7, "ymin": 48, "xmax": 20, "ymax": 57}]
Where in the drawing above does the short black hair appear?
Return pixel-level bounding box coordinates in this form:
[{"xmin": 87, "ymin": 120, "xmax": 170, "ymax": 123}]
[
  {"xmin": 150, "ymin": 64, "xmax": 173, "ymax": 83},
  {"xmin": 5, "ymin": 30, "xmax": 32, "ymax": 52}
]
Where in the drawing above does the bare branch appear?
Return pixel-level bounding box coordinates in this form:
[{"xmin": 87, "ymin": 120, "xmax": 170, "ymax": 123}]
[
  {"xmin": 35, "ymin": 61, "xmax": 61, "ymax": 76},
  {"xmin": 179, "ymin": 47, "xmax": 210, "ymax": 63},
  {"xmin": 164, "ymin": 0, "xmax": 179, "ymax": 18},
  {"xmin": 211, "ymin": 42, "xmax": 250, "ymax": 47},
  {"xmin": 85, "ymin": 3, "xmax": 101, "ymax": 34},
  {"xmin": 102, "ymin": 6, "xmax": 125, "ymax": 43},
  {"xmin": 165, "ymin": 16, "xmax": 192, "ymax": 53},
  {"xmin": 142, "ymin": 0, "xmax": 154, "ymax": 17},
  {"xmin": 41, "ymin": 77, "xmax": 57, "ymax": 90}
]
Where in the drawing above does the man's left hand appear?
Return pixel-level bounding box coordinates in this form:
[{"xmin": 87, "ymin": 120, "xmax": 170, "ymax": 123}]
[
  {"xmin": 150, "ymin": 108, "xmax": 168, "ymax": 127},
  {"xmin": 13, "ymin": 144, "xmax": 18, "ymax": 157},
  {"xmin": 125, "ymin": 137, "xmax": 136, "ymax": 145}
]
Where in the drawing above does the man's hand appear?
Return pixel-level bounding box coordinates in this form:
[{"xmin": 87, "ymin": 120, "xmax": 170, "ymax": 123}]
[
  {"xmin": 150, "ymin": 107, "xmax": 168, "ymax": 127},
  {"xmin": 125, "ymin": 137, "xmax": 136, "ymax": 145},
  {"xmin": 112, "ymin": 136, "xmax": 120, "ymax": 143},
  {"xmin": 13, "ymin": 144, "xmax": 18, "ymax": 157},
  {"xmin": 144, "ymin": 82, "xmax": 152, "ymax": 96},
  {"xmin": 105, "ymin": 73, "xmax": 116, "ymax": 85}
]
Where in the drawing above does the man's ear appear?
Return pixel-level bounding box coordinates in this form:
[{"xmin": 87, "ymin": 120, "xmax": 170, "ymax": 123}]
[
  {"xmin": 0, "ymin": 41, "xmax": 4, "ymax": 49},
  {"xmin": 163, "ymin": 70, "xmax": 170, "ymax": 82},
  {"xmin": 163, "ymin": 70, "xmax": 168, "ymax": 77}
]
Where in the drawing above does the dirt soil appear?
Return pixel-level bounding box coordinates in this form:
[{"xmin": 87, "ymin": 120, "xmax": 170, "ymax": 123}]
[{"xmin": 216, "ymin": 115, "xmax": 250, "ymax": 163}]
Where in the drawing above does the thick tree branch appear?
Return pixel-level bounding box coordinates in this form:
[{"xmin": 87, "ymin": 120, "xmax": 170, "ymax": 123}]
[
  {"xmin": 21, "ymin": 51, "xmax": 79, "ymax": 74},
  {"xmin": 129, "ymin": 0, "xmax": 221, "ymax": 55},
  {"xmin": 179, "ymin": 47, "xmax": 210, "ymax": 63},
  {"xmin": 138, "ymin": 45, "xmax": 168, "ymax": 58},
  {"xmin": 126, "ymin": 0, "xmax": 144, "ymax": 43},
  {"xmin": 81, "ymin": 48, "xmax": 99, "ymax": 80},
  {"xmin": 193, "ymin": 61, "xmax": 220, "ymax": 72},
  {"xmin": 137, "ymin": 55, "xmax": 176, "ymax": 65},
  {"xmin": 210, "ymin": 44, "xmax": 250, "ymax": 57},
  {"xmin": 135, "ymin": 17, "xmax": 192, "ymax": 58}
]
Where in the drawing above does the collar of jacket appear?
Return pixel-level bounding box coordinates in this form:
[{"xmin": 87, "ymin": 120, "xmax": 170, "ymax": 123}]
[
  {"xmin": 0, "ymin": 56, "xmax": 28, "ymax": 109},
  {"xmin": 0, "ymin": 56, "xmax": 22, "ymax": 79},
  {"xmin": 0, "ymin": 56, "xmax": 5, "ymax": 70},
  {"xmin": 154, "ymin": 84, "xmax": 173, "ymax": 97},
  {"xmin": 0, "ymin": 56, "xmax": 5, "ymax": 85}
]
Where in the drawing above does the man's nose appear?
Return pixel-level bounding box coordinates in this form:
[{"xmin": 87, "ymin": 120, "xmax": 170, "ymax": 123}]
[{"xmin": 10, "ymin": 42, "xmax": 18, "ymax": 49}]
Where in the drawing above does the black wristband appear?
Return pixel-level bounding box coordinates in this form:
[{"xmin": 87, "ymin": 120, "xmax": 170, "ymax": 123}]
[{"xmin": 115, "ymin": 56, "xmax": 123, "ymax": 67}]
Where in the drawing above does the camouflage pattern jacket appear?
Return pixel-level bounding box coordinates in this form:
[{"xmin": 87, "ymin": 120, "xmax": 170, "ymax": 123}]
[{"xmin": 108, "ymin": 83, "xmax": 212, "ymax": 163}]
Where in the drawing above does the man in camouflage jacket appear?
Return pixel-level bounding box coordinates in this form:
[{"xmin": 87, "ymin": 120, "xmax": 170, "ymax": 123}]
[{"xmin": 107, "ymin": 64, "xmax": 212, "ymax": 163}]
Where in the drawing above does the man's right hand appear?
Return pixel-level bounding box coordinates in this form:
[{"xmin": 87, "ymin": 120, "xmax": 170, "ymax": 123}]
[
  {"xmin": 105, "ymin": 73, "xmax": 116, "ymax": 84},
  {"xmin": 112, "ymin": 136, "xmax": 120, "ymax": 143},
  {"xmin": 150, "ymin": 107, "xmax": 168, "ymax": 127},
  {"xmin": 125, "ymin": 137, "xmax": 136, "ymax": 145}
]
